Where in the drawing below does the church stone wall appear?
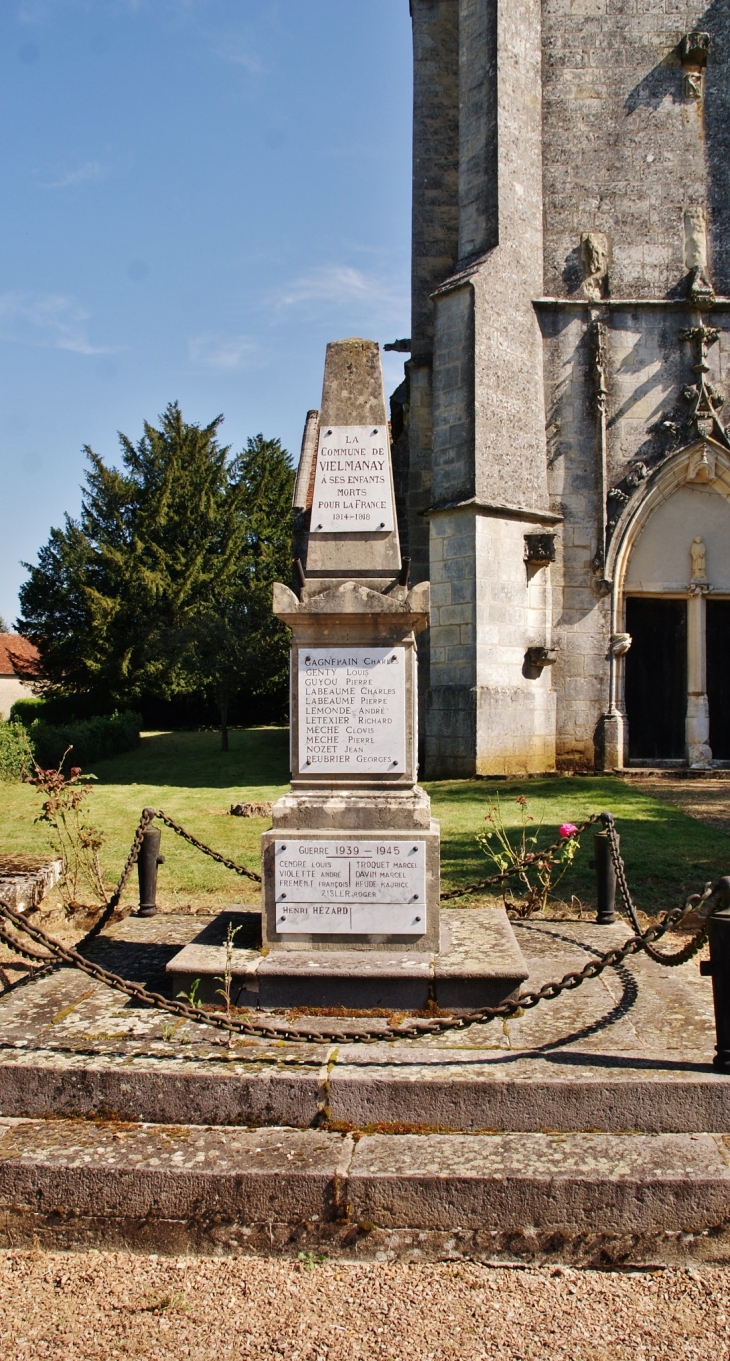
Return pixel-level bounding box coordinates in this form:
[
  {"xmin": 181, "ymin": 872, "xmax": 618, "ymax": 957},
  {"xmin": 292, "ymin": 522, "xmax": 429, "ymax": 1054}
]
[
  {"xmin": 407, "ymin": 0, "xmax": 730, "ymax": 776},
  {"xmin": 542, "ymin": 1, "xmax": 719, "ymax": 299}
]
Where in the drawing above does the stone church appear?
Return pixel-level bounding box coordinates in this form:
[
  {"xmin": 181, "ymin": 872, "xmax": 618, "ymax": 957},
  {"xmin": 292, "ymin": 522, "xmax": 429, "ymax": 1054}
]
[{"xmin": 388, "ymin": 0, "xmax": 730, "ymax": 777}]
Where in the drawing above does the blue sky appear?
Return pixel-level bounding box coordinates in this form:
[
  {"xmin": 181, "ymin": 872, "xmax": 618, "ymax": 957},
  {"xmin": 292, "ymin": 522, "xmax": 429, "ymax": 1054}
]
[{"xmin": 0, "ymin": 0, "xmax": 413, "ymax": 626}]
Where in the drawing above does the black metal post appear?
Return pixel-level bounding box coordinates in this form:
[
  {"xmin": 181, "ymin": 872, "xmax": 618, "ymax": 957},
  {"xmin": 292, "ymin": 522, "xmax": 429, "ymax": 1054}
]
[
  {"xmin": 700, "ymin": 876, "xmax": 730, "ymax": 1071},
  {"xmin": 592, "ymin": 829, "xmax": 618, "ymax": 924},
  {"xmin": 136, "ymin": 827, "xmax": 164, "ymax": 918}
]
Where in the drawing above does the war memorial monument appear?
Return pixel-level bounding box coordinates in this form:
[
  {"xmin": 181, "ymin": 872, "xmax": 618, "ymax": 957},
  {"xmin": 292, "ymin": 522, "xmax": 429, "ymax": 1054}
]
[
  {"xmin": 168, "ymin": 337, "xmax": 528, "ymax": 1012},
  {"xmin": 0, "ymin": 1, "xmax": 728, "ymax": 1269}
]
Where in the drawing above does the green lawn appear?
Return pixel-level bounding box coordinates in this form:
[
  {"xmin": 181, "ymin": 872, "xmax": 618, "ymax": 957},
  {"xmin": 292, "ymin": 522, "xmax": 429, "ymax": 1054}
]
[{"xmin": 1, "ymin": 728, "xmax": 729, "ymax": 915}]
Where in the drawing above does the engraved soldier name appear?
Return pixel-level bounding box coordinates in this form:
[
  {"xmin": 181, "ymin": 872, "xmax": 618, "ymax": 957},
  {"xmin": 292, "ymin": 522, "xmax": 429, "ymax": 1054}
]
[
  {"xmin": 274, "ymin": 840, "xmax": 426, "ymax": 934},
  {"xmin": 298, "ymin": 647, "xmax": 406, "ymax": 773},
  {"xmin": 310, "ymin": 425, "xmax": 394, "ymax": 532}
]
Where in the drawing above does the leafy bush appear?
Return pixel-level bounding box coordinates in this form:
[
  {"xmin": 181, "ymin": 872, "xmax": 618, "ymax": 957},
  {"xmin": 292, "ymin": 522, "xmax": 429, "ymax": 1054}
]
[
  {"xmin": 0, "ymin": 718, "xmax": 35, "ymax": 783},
  {"xmin": 29, "ymin": 711, "xmax": 141, "ymax": 771}
]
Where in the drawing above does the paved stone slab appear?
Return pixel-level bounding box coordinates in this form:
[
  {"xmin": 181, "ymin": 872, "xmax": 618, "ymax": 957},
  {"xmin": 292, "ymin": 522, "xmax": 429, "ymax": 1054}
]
[
  {"xmin": 0, "ymin": 914, "xmax": 724, "ymax": 1133},
  {"xmin": 0, "ymin": 1119, "xmax": 348, "ymax": 1234},
  {"xmin": 0, "ymin": 1120, "xmax": 728, "ymax": 1263},
  {"xmin": 328, "ymin": 1045, "xmax": 730, "ymax": 1133},
  {"xmin": 0, "ymin": 856, "xmax": 61, "ymax": 914}
]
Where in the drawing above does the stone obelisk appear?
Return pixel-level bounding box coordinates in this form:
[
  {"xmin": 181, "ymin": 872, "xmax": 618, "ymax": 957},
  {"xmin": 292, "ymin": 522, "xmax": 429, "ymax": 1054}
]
[{"xmin": 262, "ymin": 339, "xmax": 439, "ymax": 978}]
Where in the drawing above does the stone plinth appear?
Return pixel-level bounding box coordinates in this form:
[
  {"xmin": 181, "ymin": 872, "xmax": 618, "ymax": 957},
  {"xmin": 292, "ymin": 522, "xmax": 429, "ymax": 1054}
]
[
  {"xmin": 167, "ymin": 907, "xmax": 527, "ymax": 1012},
  {"xmin": 264, "ymin": 575, "xmax": 437, "ymax": 955}
]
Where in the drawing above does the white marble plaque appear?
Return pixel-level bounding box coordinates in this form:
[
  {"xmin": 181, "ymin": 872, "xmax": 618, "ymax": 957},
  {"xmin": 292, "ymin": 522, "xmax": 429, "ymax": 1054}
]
[
  {"xmin": 298, "ymin": 647, "xmax": 406, "ymax": 773},
  {"xmin": 274, "ymin": 840, "xmax": 426, "ymax": 934},
  {"xmin": 310, "ymin": 425, "xmax": 394, "ymax": 533}
]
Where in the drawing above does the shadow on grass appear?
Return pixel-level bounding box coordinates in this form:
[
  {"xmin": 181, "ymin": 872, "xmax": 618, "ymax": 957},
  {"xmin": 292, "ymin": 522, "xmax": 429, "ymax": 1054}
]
[{"xmin": 91, "ymin": 727, "xmax": 291, "ymax": 790}]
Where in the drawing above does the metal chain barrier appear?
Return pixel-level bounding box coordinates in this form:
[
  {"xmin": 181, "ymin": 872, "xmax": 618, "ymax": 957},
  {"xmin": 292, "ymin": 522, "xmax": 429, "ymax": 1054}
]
[
  {"xmin": 0, "ymin": 839, "xmax": 719, "ymax": 1043},
  {"xmin": 602, "ymin": 811, "xmax": 711, "ymax": 966},
  {"xmin": 153, "ymin": 809, "xmax": 262, "ymax": 884}
]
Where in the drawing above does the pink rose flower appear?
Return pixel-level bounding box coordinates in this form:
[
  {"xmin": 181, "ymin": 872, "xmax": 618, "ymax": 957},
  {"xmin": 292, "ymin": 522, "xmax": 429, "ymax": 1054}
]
[{"xmin": 558, "ymin": 823, "xmax": 578, "ymax": 839}]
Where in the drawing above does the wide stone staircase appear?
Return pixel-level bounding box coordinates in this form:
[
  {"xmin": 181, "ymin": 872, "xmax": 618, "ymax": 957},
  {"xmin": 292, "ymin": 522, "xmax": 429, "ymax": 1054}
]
[{"xmin": 0, "ymin": 910, "xmax": 727, "ymax": 1267}]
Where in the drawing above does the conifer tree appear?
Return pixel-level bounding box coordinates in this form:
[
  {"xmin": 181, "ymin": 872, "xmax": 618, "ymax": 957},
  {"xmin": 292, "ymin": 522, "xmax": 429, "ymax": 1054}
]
[{"xmin": 18, "ymin": 406, "xmax": 294, "ymax": 741}]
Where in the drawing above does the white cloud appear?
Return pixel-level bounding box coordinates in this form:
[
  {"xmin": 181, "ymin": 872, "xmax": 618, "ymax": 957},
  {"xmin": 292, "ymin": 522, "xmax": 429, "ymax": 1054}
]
[
  {"xmin": 276, "ymin": 265, "xmax": 397, "ymax": 309},
  {"xmin": 188, "ymin": 332, "xmax": 264, "ymax": 371},
  {"xmin": 0, "ymin": 292, "xmax": 111, "ymax": 355},
  {"xmin": 41, "ymin": 160, "xmax": 106, "ymax": 190},
  {"xmin": 273, "ymin": 264, "xmax": 409, "ymax": 333}
]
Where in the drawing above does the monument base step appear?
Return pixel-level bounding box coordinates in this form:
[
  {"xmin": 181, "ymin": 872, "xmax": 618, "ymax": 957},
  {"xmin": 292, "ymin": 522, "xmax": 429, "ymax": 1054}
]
[
  {"xmin": 0, "ymin": 1118, "xmax": 727, "ymax": 1266},
  {"xmin": 166, "ymin": 907, "xmax": 528, "ymax": 1012}
]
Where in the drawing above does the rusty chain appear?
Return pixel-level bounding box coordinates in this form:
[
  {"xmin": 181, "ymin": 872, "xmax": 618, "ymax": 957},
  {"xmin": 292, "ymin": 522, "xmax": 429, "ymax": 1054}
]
[
  {"xmin": 602, "ymin": 811, "xmax": 711, "ymax": 966},
  {"xmin": 152, "ymin": 809, "xmax": 262, "ymax": 884},
  {"xmin": 0, "ymin": 835, "xmax": 719, "ymax": 1043}
]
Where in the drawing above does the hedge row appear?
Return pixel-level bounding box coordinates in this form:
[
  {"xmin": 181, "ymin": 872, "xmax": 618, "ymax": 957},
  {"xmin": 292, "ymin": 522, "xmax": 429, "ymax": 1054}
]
[
  {"xmin": 0, "ymin": 710, "xmax": 141, "ymax": 780},
  {"xmin": 28, "ymin": 711, "xmax": 142, "ymax": 772}
]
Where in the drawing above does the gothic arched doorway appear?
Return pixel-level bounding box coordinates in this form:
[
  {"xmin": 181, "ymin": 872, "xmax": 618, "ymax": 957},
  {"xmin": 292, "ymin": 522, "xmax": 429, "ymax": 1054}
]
[{"xmin": 619, "ymin": 467, "xmax": 730, "ymax": 765}]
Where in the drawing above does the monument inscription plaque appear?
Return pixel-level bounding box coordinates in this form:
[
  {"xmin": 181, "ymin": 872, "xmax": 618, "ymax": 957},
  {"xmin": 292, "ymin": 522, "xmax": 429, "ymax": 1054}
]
[
  {"xmin": 274, "ymin": 839, "xmax": 426, "ymax": 935},
  {"xmin": 298, "ymin": 646, "xmax": 406, "ymax": 773},
  {"xmin": 310, "ymin": 425, "xmax": 394, "ymax": 532}
]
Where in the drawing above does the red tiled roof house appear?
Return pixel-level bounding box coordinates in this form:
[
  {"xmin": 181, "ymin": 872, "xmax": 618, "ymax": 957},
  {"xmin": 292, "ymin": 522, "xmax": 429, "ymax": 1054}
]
[{"xmin": 0, "ymin": 635, "xmax": 40, "ymax": 719}]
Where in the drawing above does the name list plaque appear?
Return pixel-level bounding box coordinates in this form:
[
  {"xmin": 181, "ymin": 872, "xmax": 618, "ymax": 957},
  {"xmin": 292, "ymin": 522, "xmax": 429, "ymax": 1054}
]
[
  {"xmin": 310, "ymin": 425, "xmax": 394, "ymax": 533},
  {"xmin": 274, "ymin": 839, "xmax": 426, "ymax": 934},
  {"xmin": 298, "ymin": 647, "xmax": 406, "ymax": 774}
]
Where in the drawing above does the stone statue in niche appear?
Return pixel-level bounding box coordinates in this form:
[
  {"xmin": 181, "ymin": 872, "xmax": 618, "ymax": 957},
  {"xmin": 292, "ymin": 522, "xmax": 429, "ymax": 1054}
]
[
  {"xmin": 580, "ymin": 232, "xmax": 609, "ymax": 300},
  {"xmin": 684, "ymin": 206, "xmax": 714, "ymax": 304},
  {"xmin": 680, "ymin": 31, "xmax": 710, "ymax": 101},
  {"xmin": 690, "ymin": 537, "xmax": 707, "ymax": 582}
]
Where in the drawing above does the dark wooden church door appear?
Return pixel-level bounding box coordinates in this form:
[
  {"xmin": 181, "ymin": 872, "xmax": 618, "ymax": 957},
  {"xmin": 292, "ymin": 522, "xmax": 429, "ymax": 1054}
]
[
  {"xmin": 707, "ymin": 599, "xmax": 730, "ymax": 760},
  {"xmin": 625, "ymin": 598, "xmax": 687, "ymax": 760}
]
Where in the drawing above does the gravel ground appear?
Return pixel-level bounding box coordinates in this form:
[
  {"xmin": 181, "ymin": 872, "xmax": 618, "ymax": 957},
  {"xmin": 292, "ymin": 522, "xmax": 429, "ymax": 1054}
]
[{"xmin": 0, "ymin": 1250, "xmax": 727, "ymax": 1360}]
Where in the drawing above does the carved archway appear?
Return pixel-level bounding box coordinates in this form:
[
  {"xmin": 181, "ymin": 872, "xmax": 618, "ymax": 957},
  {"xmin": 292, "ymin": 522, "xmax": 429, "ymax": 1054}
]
[{"xmin": 604, "ymin": 438, "xmax": 730, "ymax": 767}]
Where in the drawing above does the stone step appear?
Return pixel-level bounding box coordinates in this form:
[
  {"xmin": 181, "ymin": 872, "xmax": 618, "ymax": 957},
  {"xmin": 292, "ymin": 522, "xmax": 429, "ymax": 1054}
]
[
  {"xmin": 0, "ymin": 1044, "xmax": 729, "ymax": 1133},
  {"xmin": 0, "ymin": 1118, "xmax": 728, "ymax": 1266}
]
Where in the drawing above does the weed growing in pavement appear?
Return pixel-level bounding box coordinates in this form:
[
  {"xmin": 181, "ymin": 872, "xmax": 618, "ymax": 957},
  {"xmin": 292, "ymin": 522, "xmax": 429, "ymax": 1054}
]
[
  {"xmin": 297, "ymin": 1252, "xmax": 327, "ymax": 1270},
  {"xmin": 177, "ymin": 977, "xmax": 202, "ymax": 1009},
  {"xmin": 215, "ymin": 920, "xmax": 242, "ymax": 1047}
]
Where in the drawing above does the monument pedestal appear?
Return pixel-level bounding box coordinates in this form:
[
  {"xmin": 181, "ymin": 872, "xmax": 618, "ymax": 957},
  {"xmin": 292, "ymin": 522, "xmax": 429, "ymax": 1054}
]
[{"xmin": 166, "ymin": 906, "xmax": 527, "ymax": 1013}]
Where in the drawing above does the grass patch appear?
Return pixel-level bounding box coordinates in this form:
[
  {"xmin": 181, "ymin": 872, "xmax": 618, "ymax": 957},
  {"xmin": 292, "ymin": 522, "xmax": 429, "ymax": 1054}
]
[
  {"xmin": 429, "ymin": 776, "xmax": 730, "ymax": 914},
  {"xmin": 0, "ymin": 727, "xmax": 728, "ymax": 915}
]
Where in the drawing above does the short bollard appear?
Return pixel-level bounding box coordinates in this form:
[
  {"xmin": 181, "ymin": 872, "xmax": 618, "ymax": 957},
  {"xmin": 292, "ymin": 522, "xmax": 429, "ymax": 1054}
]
[
  {"xmin": 136, "ymin": 827, "xmax": 164, "ymax": 918},
  {"xmin": 700, "ymin": 875, "xmax": 730, "ymax": 1071},
  {"xmin": 592, "ymin": 827, "xmax": 617, "ymax": 925}
]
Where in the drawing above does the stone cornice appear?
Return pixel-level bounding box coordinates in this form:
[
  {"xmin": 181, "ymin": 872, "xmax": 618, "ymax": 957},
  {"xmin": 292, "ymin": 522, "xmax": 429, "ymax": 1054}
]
[
  {"xmin": 534, "ymin": 297, "xmax": 730, "ymax": 311},
  {"xmin": 422, "ymin": 496, "xmax": 563, "ymax": 526}
]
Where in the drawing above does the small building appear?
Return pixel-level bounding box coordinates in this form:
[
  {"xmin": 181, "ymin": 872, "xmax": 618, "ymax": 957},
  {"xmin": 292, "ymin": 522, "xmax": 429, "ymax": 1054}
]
[{"xmin": 0, "ymin": 635, "xmax": 39, "ymax": 720}]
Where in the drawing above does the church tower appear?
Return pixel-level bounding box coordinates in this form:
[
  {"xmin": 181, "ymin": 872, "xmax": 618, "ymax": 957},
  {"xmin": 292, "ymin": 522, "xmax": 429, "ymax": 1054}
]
[{"xmin": 402, "ymin": 0, "xmax": 730, "ymax": 775}]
